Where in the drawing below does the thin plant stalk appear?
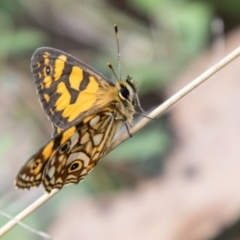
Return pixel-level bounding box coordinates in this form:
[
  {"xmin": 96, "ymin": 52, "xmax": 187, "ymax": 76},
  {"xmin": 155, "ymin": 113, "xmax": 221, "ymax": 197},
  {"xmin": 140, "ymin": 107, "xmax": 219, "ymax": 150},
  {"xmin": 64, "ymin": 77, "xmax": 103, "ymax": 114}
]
[{"xmin": 0, "ymin": 46, "xmax": 240, "ymax": 237}]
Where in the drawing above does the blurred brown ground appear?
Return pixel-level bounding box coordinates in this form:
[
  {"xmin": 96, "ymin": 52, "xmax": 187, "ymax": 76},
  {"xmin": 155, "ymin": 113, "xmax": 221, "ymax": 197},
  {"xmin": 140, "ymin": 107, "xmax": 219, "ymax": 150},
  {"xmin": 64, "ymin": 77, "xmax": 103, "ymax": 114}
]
[{"xmin": 49, "ymin": 27, "xmax": 240, "ymax": 240}]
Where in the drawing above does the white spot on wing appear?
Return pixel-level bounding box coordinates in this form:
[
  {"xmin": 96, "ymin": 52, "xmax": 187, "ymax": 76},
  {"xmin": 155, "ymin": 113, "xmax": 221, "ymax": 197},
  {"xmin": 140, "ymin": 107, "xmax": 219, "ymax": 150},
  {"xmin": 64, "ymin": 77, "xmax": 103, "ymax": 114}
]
[
  {"xmin": 21, "ymin": 174, "xmax": 26, "ymax": 180},
  {"xmin": 89, "ymin": 115, "xmax": 100, "ymax": 128},
  {"xmin": 50, "ymin": 176, "xmax": 55, "ymax": 185},
  {"xmin": 104, "ymin": 112, "xmax": 113, "ymax": 116},
  {"xmin": 56, "ymin": 177, "xmax": 63, "ymax": 184},
  {"xmin": 66, "ymin": 174, "xmax": 77, "ymax": 181},
  {"xmin": 48, "ymin": 166, "xmax": 55, "ymax": 178},
  {"xmin": 51, "ymin": 156, "xmax": 56, "ymax": 166},
  {"xmin": 81, "ymin": 132, "xmax": 90, "ymax": 144},
  {"xmin": 93, "ymin": 134, "xmax": 103, "ymax": 146},
  {"xmin": 70, "ymin": 131, "xmax": 79, "ymax": 149}
]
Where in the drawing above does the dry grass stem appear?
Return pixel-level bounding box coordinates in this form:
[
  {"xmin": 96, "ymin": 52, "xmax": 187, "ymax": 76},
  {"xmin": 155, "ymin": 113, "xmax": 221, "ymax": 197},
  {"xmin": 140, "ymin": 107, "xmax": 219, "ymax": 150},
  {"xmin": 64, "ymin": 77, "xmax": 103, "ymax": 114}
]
[{"xmin": 0, "ymin": 46, "xmax": 240, "ymax": 237}]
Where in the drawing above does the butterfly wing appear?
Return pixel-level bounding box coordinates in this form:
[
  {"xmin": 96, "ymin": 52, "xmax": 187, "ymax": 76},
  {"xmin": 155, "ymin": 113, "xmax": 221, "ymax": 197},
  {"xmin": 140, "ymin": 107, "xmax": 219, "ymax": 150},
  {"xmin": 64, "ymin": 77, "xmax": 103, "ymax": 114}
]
[
  {"xmin": 14, "ymin": 131, "xmax": 64, "ymax": 189},
  {"xmin": 15, "ymin": 107, "xmax": 122, "ymax": 193},
  {"xmin": 31, "ymin": 47, "xmax": 115, "ymax": 132}
]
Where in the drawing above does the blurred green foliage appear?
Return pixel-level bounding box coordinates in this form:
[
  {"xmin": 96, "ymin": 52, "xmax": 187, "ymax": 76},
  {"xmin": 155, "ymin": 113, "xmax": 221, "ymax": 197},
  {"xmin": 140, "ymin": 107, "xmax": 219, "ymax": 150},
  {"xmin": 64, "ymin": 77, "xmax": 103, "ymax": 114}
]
[
  {"xmin": 0, "ymin": 0, "xmax": 240, "ymax": 239},
  {"xmin": 0, "ymin": 3, "xmax": 47, "ymax": 59}
]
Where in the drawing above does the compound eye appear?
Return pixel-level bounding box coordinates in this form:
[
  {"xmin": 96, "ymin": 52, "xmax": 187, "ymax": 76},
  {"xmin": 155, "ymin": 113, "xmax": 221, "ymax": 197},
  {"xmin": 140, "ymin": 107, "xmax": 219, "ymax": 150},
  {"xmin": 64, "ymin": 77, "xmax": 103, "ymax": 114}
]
[{"xmin": 119, "ymin": 85, "xmax": 129, "ymax": 99}]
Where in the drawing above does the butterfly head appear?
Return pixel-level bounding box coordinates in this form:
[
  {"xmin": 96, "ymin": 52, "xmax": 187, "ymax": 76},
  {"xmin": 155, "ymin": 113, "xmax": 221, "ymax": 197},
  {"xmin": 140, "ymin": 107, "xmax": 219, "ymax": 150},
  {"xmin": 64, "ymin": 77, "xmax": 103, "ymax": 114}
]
[{"xmin": 115, "ymin": 76, "xmax": 141, "ymax": 122}]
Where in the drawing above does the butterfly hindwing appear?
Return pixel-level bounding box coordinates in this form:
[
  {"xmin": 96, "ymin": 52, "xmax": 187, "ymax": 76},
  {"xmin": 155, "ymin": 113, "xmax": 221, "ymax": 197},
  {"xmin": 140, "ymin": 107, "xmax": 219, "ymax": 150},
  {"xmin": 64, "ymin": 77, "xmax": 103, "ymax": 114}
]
[{"xmin": 15, "ymin": 108, "xmax": 120, "ymax": 193}]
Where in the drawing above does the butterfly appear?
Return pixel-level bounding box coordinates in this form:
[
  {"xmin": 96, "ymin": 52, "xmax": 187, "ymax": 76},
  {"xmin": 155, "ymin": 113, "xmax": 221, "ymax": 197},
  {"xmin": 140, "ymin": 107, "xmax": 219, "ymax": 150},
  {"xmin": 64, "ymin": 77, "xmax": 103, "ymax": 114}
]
[{"xmin": 15, "ymin": 26, "xmax": 143, "ymax": 193}]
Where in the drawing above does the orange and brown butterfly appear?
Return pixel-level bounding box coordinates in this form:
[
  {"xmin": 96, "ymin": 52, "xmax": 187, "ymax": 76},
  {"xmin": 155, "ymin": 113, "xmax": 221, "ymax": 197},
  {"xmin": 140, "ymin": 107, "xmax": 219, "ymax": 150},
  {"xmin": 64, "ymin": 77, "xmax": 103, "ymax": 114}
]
[{"xmin": 15, "ymin": 25, "xmax": 143, "ymax": 193}]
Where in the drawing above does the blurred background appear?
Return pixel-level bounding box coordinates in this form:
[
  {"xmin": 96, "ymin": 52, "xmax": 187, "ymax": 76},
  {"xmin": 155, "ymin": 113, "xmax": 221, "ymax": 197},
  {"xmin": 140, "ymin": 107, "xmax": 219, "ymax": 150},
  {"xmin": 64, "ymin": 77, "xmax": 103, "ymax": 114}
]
[{"xmin": 1, "ymin": 0, "xmax": 240, "ymax": 239}]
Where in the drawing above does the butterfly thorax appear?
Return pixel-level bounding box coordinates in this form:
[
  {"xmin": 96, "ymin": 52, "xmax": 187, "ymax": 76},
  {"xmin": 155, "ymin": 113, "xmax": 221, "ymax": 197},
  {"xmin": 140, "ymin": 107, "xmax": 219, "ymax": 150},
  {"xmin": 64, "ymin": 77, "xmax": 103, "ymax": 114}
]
[{"xmin": 106, "ymin": 76, "xmax": 138, "ymax": 124}]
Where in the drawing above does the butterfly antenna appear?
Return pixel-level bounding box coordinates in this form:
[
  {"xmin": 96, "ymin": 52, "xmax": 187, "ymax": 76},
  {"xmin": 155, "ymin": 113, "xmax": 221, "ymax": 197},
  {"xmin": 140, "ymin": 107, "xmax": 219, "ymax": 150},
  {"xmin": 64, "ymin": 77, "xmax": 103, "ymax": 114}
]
[
  {"xmin": 114, "ymin": 24, "xmax": 121, "ymax": 80},
  {"xmin": 107, "ymin": 62, "xmax": 119, "ymax": 81}
]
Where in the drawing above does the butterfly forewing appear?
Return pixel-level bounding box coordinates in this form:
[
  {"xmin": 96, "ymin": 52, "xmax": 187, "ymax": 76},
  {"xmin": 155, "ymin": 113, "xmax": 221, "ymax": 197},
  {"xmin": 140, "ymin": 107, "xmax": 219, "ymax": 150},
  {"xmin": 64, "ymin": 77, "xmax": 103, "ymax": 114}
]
[{"xmin": 31, "ymin": 47, "xmax": 115, "ymax": 131}]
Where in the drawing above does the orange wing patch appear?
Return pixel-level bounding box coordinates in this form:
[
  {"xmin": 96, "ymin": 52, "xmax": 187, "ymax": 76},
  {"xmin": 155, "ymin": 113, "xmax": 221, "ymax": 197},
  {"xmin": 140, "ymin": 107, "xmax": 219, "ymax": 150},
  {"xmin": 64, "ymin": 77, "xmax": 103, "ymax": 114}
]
[
  {"xmin": 31, "ymin": 47, "xmax": 115, "ymax": 131},
  {"xmin": 54, "ymin": 55, "xmax": 67, "ymax": 81}
]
